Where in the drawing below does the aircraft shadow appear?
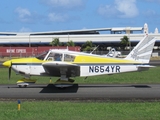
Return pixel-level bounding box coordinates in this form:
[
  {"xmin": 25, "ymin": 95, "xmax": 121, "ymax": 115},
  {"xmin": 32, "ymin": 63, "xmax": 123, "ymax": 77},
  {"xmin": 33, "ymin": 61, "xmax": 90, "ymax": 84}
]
[
  {"xmin": 39, "ymin": 84, "xmax": 151, "ymax": 93},
  {"xmin": 78, "ymin": 85, "xmax": 151, "ymax": 88},
  {"xmin": 40, "ymin": 84, "xmax": 79, "ymax": 93}
]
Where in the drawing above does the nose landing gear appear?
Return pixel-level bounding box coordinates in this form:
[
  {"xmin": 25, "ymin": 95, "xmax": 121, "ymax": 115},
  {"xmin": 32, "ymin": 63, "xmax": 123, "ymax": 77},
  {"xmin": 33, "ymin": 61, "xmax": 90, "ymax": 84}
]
[{"xmin": 17, "ymin": 78, "xmax": 36, "ymax": 88}]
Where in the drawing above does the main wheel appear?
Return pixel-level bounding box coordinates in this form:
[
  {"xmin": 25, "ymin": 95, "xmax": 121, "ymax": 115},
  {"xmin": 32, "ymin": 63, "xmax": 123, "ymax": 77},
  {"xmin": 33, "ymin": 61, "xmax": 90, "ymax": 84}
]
[{"xmin": 18, "ymin": 85, "xmax": 28, "ymax": 88}]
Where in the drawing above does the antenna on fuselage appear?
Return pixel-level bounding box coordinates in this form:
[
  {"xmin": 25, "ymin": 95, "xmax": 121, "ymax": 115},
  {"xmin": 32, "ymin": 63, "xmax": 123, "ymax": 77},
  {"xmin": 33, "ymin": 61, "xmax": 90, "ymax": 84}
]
[{"xmin": 90, "ymin": 45, "xmax": 99, "ymax": 54}]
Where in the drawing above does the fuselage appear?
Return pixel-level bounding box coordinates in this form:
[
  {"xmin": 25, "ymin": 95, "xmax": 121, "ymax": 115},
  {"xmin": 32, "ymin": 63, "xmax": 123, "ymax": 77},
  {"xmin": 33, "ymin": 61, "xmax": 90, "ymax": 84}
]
[{"xmin": 3, "ymin": 49, "xmax": 142, "ymax": 77}]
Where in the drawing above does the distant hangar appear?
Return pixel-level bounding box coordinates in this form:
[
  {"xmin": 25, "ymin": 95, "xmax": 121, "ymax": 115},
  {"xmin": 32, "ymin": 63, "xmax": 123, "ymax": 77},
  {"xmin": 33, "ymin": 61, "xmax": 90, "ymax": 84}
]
[{"xmin": 0, "ymin": 23, "xmax": 160, "ymax": 47}]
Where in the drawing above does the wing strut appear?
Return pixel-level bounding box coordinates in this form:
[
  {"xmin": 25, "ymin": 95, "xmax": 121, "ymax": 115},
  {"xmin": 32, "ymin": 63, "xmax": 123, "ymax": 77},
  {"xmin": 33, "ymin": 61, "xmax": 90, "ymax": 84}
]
[{"xmin": 60, "ymin": 68, "xmax": 68, "ymax": 81}]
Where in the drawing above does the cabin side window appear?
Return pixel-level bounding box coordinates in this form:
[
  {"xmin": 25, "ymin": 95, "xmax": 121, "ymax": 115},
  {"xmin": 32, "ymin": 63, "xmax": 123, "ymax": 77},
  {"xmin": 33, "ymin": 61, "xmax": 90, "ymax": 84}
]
[
  {"xmin": 46, "ymin": 52, "xmax": 62, "ymax": 61},
  {"xmin": 54, "ymin": 53, "xmax": 62, "ymax": 61},
  {"xmin": 64, "ymin": 54, "xmax": 75, "ymax": 62}
]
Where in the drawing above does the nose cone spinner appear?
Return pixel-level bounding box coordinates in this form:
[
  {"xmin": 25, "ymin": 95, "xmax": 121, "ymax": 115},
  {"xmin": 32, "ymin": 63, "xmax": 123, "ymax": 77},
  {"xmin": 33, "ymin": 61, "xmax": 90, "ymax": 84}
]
[{"xmin": 3, "ymin": 60, "xmax": 11, "ymax": 67}]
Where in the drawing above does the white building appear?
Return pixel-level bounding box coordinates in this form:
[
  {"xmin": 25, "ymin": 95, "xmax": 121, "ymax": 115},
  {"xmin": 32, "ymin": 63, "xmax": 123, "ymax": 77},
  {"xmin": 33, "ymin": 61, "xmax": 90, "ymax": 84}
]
[{"xmin": 0, "ymin": 23, "xmax": 159, "ymax": 47}]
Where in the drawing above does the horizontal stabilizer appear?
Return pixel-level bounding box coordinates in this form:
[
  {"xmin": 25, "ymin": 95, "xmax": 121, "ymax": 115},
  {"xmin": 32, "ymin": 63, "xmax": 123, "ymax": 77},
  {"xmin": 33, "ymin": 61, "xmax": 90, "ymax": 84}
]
[{"xmin": 137, "ymin": 65, "xmax": 155, "ymax": 71}]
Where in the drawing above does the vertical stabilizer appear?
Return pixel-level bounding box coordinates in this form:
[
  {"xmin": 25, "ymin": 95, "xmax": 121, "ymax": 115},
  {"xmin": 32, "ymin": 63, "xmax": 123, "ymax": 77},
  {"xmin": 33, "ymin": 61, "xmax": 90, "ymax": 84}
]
[{"xmin": 125, "ymin": 36, "xmax": 156, "ymax": 63}]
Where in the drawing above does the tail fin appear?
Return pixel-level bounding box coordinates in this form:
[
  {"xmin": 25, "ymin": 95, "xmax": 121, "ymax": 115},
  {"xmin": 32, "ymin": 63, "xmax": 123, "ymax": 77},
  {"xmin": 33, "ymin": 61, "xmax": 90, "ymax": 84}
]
[{"xmin": 125, "ymin": 35, "xmax": 156, "ymax": 63}]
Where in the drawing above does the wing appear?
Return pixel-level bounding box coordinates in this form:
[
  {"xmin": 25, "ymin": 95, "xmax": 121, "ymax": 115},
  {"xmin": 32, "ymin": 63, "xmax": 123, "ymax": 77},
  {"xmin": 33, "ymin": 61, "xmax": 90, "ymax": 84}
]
[{"xmin": 42, "ymin": 61, "xmax": 80, "ymax": 77}]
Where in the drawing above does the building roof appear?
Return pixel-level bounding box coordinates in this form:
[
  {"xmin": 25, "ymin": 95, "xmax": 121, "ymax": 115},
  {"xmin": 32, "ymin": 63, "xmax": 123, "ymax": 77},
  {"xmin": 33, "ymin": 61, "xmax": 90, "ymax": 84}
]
[{"xmin": 0, "ymin": 27, "xmax": 143, "ymax": 36}]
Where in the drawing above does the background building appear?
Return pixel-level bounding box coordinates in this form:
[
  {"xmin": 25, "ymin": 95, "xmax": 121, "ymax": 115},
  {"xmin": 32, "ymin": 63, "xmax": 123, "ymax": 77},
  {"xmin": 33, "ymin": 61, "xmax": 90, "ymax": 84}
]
[{"xmin": 0, "ymin": 23, "xmax": 159, "ymax": 57}]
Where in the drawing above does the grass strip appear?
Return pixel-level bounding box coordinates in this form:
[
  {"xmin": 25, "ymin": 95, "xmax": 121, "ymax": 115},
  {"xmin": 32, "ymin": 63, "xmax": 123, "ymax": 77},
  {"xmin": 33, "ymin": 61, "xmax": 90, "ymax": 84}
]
[{"xmin": 0, "ymin": 101, "xmax": 160, "ymax": 120}]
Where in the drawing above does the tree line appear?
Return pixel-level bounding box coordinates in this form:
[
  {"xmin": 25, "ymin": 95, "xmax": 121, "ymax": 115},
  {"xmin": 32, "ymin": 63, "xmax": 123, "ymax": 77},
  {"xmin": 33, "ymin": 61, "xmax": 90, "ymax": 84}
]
[{"xmin": 49, "ymin": 36, "xmax": 130, "ymax": 52}]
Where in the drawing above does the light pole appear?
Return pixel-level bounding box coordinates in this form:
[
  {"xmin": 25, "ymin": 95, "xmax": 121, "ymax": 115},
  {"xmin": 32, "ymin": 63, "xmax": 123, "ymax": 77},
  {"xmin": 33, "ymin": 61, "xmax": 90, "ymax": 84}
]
[
  {"xmin": 29, "ymin": 34, "xmax": 31, "ymax": 47},
  {"xmin": 126, "ymin": 27, "xmax": 131, "ymax": 51}
]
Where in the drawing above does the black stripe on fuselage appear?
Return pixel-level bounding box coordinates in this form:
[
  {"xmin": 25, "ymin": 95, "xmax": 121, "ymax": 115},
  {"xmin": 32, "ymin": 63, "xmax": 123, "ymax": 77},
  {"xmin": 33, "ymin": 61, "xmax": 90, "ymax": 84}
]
[{"xmin": 12, "ymin": 63, "xmax": 42, "ymax": 65}]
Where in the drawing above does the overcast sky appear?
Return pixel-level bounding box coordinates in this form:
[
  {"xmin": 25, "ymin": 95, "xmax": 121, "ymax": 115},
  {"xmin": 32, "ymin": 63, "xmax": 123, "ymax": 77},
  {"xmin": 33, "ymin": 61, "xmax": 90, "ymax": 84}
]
[{"xmin": 0, "ymin": 0, "xmax": 160, "ymax": 33}]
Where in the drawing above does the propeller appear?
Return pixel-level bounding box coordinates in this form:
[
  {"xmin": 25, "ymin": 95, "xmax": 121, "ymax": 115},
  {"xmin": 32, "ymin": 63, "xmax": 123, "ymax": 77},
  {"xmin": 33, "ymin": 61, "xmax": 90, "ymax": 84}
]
[
  {"xmin": 8, "ymin": 61, "xmax": 12, "ymax": 81},
  {"xmin": 1, "ymin": 60, "xmax": 12, "ymax": 86}
]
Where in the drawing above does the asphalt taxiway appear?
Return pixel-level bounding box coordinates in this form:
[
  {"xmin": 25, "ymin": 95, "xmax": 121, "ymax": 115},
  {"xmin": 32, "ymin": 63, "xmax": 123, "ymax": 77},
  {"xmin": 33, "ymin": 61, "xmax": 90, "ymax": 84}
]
[{"xmin": 0, "ymin": 84, "xmax": 160, "ymax": 101}]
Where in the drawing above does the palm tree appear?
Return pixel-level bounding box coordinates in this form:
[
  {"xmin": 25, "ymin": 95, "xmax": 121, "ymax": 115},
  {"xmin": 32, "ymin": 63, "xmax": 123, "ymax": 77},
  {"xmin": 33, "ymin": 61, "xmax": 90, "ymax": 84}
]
[
  {"xmin": 81, "ymin": 41, "xmax": 95, "ymax": 52},
  {"xmin": 66, "ymin": 40, "xmax": 75, "ymax": 46},
  {"xmin": 120, "ymin": 36, "xmax": 130, "ymax": 50},
  {"xmin": 49, "ymin": 38, "xmax": 61, "ymax": 46}
]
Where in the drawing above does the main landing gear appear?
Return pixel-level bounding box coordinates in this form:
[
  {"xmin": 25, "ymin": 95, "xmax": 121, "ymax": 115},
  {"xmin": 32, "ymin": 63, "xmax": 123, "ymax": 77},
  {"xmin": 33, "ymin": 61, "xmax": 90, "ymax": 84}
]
[{"xmin": 54, "ymin": 78, "xmax": 75, "ymax": 88}]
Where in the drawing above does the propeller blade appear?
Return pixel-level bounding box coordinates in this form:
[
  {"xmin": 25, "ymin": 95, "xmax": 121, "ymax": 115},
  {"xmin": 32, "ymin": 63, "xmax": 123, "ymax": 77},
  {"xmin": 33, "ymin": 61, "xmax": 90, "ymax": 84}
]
[
  {"xmin": 8, "ymin": 61, "xmax": 12, "ymax": 81},
  {"xmin": 9, "ymin": 67, "xmax": 11, "ymax": 81}
]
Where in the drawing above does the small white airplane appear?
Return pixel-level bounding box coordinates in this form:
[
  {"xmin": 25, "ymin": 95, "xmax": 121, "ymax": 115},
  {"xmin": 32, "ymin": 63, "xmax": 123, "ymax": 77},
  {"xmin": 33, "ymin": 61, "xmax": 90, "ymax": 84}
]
[{"xmin": 2, "ymin": 35, "xmax": 156, "ymax": 88}]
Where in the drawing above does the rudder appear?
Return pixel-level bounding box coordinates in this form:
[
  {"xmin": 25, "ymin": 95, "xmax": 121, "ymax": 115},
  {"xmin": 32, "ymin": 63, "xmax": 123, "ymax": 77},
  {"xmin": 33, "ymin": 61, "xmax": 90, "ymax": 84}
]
[{"xmin": 125, "ymin": 35, "xmax": 156, "ymax": 63}]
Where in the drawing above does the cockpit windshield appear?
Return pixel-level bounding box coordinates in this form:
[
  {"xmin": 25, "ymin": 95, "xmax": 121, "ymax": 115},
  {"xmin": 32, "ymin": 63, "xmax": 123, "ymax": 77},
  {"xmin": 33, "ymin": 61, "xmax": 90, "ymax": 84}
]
[{"xmin": 36, "ymin": 51, "xmax": 49, "ymax": 60}]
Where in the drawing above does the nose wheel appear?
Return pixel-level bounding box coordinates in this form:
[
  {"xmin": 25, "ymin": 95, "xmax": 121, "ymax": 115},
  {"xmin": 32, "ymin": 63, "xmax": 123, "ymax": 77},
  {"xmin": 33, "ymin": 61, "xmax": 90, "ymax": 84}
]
[
  {"xmin": 18, "ymin": 84, "xmax": 28, "ymax": 88},
  {"xmin": 17, "ymin": 78, "xmax": 36, "ymax": 88}
]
